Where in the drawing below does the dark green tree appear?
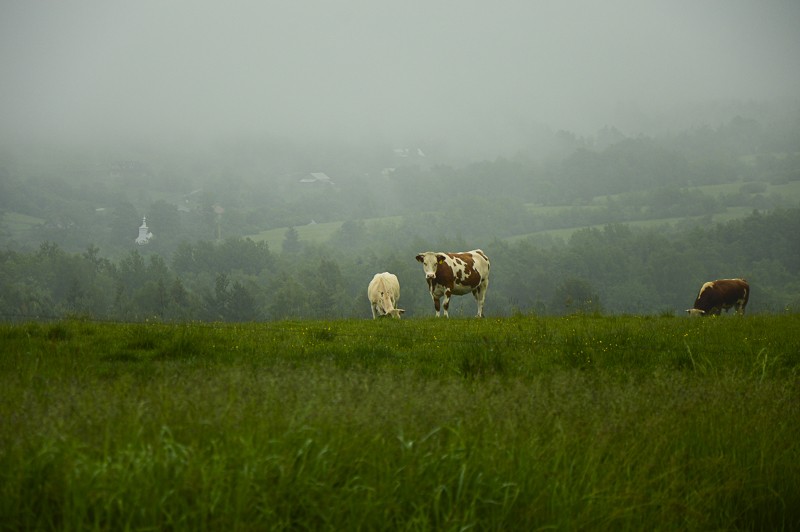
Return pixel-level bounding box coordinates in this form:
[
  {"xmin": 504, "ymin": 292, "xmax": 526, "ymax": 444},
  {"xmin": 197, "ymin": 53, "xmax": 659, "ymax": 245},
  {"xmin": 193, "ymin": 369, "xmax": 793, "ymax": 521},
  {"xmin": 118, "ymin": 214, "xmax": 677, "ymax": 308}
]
[
  {"xmin": 268, "ymin": 274, "xmax": 309, "ymax": 319},
  {"xmin": 314, "ymin": 258, "xmax": 347, "ymax": 318},
  {"xmin": 551, "ymin": 277, "xmax": 602, "ymax": 315},
  {"xmin": 227, "ymin": 281, "xmax": 259, "ymax": 322},
  {"xmin": 282, "ymin": 226, "xmax": 301, "ymax": 253},
  {"xmin": 172, "ymin": 241, "xmax": 198, "ymax": 275}
]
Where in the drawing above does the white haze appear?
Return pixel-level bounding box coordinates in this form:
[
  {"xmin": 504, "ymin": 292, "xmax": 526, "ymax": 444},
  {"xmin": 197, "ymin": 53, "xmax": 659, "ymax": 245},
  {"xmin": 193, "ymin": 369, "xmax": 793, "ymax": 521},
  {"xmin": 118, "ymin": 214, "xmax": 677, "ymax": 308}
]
[{"xmin": 2, "ymin": 0, "xmax": 799, "ymax": 157}]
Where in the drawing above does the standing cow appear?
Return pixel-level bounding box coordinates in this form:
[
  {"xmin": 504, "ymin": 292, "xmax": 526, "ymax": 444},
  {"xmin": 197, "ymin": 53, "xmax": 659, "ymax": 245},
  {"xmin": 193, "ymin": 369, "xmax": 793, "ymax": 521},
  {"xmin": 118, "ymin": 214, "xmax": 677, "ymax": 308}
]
[
  {"xmin": 415, "ymin": 249, "xmax": 490, "ymax": 318},
  {"xmin": 686, "ymin": 278, "xmax": 749, "ymax": 316},
  {"xmin": 367, "ymin": 272, "xmax": 404, "ymax": 319}
]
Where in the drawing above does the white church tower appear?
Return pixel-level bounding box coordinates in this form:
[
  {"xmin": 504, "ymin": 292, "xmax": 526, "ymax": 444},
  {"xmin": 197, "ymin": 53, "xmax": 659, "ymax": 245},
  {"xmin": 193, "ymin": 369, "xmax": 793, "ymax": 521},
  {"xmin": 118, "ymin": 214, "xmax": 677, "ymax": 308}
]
[{"xmin": 135, "ymin": 216, "xmax": 153, "ymax": 245}]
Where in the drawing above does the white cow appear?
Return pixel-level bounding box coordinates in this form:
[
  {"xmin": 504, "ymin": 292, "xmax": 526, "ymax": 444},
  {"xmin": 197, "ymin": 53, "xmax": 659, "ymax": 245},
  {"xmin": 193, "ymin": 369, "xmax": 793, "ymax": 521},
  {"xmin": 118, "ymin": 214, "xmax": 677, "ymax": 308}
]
[{"xmin": 367, "ymin": 272, "xmax": 405, "ymax": 319}]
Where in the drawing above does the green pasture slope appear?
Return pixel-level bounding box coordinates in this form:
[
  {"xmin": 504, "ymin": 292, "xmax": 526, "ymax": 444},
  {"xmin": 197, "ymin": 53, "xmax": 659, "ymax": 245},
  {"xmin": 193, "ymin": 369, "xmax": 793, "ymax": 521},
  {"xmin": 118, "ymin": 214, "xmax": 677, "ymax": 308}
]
[
  {"xmin": 1, "ymin": 315, "xmax": 799, "ymax": 530},
  {"xmin": 246, "ymin": 181, "xmax": 800, "ymax": 250},
  {"xmin": 506, "ymin": 207, "xmax": 756, "ymax": 244},
  {"xmin": 512, "ymin": 179, "xmax": 800, "ymax": 243},
  {"xmin": 0, "ymin": 211, "xmax": 44, "ymax": 238},
  {"xmin": 248, "ymin": 216, "xmax": 403, "ymax": 251}
]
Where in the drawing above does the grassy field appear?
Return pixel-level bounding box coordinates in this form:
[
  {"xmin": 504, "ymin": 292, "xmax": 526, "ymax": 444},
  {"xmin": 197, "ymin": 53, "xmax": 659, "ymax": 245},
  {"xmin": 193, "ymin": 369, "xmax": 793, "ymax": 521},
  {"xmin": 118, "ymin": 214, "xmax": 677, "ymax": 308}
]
[
  {"xmin": 244, "ymin": 180, "xmax": 800, "ymax": 250},
  {"xmin": 505, "ymin": 207, "xmax": 755, "ymax": 244},
  {"xmin": 691, "ymin": 179, "xmax": 800, "ymax": 201},
  {"xmin": 1, "ymin": 315, "xmax": 798, "ymax": 530},
  {"xmin": 587, "ymin": 180, "xmax": 800, "ymax": 205},
  {"xmin": 0, "ymin": 211, "xmax": 44, "ymax": 235},
  {"xmin": 247, "ymin": 216, "xmax": 403, "ymax": 251},
  {"xmin": 509, "ymin": 179, "xmax": 800, "ymax": 243},
  {"xmin": 245, "ymin": 204, "xmax": 758, "ymax": 248}
]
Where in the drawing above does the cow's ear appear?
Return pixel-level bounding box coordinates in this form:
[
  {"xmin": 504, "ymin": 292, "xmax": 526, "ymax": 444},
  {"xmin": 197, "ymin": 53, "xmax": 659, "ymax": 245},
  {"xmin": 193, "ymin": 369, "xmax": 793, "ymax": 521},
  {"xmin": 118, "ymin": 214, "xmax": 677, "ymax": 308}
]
[
  {"xmin": 436, "ymin": 254, "xmax": 446, "ymax": 264},
  {"xmin": 415, "ymin": 254, "xmax": 424, "ymax": 263}
]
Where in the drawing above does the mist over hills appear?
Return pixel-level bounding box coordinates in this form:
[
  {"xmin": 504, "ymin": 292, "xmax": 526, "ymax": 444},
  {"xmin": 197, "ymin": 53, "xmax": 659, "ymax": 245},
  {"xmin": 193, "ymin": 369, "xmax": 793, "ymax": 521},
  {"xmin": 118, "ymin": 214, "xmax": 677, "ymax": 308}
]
[{"xmin": 3, "ymin": 1, "xmax": 799, "ymax": 153}]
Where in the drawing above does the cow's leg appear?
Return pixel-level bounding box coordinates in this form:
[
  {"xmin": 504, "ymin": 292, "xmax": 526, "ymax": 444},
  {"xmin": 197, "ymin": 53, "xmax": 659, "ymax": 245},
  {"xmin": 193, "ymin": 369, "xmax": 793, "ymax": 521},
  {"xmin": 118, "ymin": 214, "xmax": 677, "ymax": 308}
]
[
  {"xmin": 442, "ymin": 290, "xmax": 452, "ymax": 318},
  {"xmin": 473, "ymin": 280, "xmax": 488, "ymax": 318},
  {"xmin": 432, "ymin": 294, "xmax": 441, "ymax": 317},
  {"xmin": 371, "ymin": 304, "xmax": 377, "ymax": 319}
]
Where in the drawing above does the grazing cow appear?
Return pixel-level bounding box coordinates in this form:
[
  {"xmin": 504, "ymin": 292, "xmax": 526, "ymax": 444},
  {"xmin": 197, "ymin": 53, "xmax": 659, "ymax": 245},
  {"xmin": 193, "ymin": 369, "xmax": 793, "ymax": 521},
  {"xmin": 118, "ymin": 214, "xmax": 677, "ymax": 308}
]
[
  {"xmin": 415, "ymin": 249, "xmax": 490, "ymax": 318},
  {"xmin": 686, "ymin": 278, "xmax": 749, "ymax": 316},
  {"xmin": 367, "ymin": 272, "xmax": 404, "ymax": 319}
]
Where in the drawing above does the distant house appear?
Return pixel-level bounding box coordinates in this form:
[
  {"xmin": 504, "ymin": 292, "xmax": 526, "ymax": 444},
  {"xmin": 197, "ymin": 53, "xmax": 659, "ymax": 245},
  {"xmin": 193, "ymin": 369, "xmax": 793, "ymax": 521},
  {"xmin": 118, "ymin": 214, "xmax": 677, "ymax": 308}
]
[{"xmin": 299, "ymin": 172, "xmax": 334, "ymax": 185}]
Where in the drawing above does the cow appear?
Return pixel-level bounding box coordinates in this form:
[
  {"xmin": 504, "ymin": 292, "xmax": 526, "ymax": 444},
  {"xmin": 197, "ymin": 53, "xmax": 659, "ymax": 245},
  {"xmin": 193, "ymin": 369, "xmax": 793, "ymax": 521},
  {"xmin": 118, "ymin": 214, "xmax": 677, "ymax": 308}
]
[
  {"xmin": 415, "ymin": 249, "xmax": 490, "ymax": 318},
  {"xmin": 367, "ymin": 272, "xmax": 404, "ymax": 319},
  {"xmin": 686, "ymin": 278, "xmax": 749, "ymax": 316}
]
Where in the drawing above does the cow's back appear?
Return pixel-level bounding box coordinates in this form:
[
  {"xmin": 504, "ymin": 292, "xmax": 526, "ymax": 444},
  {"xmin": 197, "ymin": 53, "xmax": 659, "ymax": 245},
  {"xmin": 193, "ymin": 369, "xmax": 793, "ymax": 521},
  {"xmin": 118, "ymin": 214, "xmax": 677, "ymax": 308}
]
[
  {"xmin": 369, "ymin": 272, "xmax": 396, "ymax": 296},
  {"xmin": 367, "ymin": 274, "xmax": 384, "ymax": 301},
  {"xmin": 469, "ymin": 249, "xmax": 490, "ymax": 277},
  {"xmin": 383, "ymin": 272, "xmax": 401, "ymax": 300}
]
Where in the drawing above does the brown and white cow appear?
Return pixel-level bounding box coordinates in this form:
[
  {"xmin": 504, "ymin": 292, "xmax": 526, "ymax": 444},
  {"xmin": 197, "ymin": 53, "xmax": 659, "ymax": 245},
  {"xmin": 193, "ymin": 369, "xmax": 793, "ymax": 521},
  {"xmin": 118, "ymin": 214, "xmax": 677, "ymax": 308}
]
[
  {"xmin": 415, "ymin": 249, "xmax": 490, "ymax": 318},
  {"xmin": 367, "ymin": 272, "xmax": 404, "ymax": 319},
  {"xmin": 686, "ymin": 278, "xmax": 749, "ymax": 316}
]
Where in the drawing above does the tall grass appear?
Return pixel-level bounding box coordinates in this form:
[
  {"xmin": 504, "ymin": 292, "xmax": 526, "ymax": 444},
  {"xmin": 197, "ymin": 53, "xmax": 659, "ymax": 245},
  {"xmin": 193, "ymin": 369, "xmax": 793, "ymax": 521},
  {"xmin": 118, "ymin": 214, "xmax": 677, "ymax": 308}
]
[{"xmin": 1, "ymin": 315, "xmax": 798, "ymax": 530}]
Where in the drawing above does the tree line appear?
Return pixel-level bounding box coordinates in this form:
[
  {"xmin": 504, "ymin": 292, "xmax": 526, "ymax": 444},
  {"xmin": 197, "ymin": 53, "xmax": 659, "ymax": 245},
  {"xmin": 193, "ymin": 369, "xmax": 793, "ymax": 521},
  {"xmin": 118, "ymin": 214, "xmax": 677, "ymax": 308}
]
[{"xmin": 1, "ymin": 208, "xmax": 798, "ymax": 322}]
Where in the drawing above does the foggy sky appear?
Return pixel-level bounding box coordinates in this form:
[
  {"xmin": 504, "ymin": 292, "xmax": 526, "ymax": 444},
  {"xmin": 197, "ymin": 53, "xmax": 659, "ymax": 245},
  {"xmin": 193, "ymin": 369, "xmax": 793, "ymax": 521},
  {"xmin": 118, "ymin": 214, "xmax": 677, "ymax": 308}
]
[{"xmin": 2, "ymin": 1, "xmax": 799, "ymax": 153}]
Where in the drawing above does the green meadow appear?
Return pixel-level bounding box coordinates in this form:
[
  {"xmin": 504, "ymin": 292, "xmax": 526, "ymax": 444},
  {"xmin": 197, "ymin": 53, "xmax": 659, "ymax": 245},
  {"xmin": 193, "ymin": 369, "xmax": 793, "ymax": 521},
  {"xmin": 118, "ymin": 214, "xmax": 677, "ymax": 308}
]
[
  {"xmin": 243, "ymin": 180, "xmax": 800, "ymax": 250},
  {"xmin": 1, "ymin": 315, "xmax": 799, "ymax": 530},
  {"xmin": 506, "ymin": 206, "xmax": 756, "ymax": 243},
  {"xmin": 0, "ymin": 211, "xmax": 44, "ymax": 236},
  {"xmin": 248, "ymin": 216, "xmax": 403, "ymax": 251}
]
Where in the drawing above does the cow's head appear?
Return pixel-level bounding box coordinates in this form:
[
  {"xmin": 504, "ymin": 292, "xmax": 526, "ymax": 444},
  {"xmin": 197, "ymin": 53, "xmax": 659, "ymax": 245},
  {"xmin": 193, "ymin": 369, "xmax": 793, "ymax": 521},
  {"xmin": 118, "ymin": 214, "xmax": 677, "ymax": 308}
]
[
  {"xmin": 385, "ymin": 308, "xmax": 405, "ymax": 319},
  {"xmin": 416, "ymin": 252, "xmax": 445, "ymax": 279},
  {"xmin": 380, "ymin": 294, "xmax": 402, "ymax": 318},
  {"xmin": 685, "ymin": 308, "xmax": 705, "ymax": 317}
]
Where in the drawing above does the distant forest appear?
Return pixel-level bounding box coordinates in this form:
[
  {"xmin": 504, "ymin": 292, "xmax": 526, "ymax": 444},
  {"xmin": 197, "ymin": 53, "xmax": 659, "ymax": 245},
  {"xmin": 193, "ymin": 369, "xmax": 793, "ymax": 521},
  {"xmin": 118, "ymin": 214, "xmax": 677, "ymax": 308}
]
[{"xmin": 1, "ymin": 108, "xmax": 799, "ymax": 320}]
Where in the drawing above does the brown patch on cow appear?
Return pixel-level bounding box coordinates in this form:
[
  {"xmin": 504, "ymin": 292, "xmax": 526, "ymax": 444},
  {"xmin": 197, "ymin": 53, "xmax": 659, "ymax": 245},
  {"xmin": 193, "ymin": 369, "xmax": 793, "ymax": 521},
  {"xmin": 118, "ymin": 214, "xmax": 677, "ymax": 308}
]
[
  {"xmin": 462, "ymin": 268, "xmax": 481, "ymax": 288},
  {"xmin": 449, "ymin": 253, "xmax": 475, "ymax": 266},
  {"xmin": 434, "ymin": 260, "xmax": 455, "ymax": 289}
]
